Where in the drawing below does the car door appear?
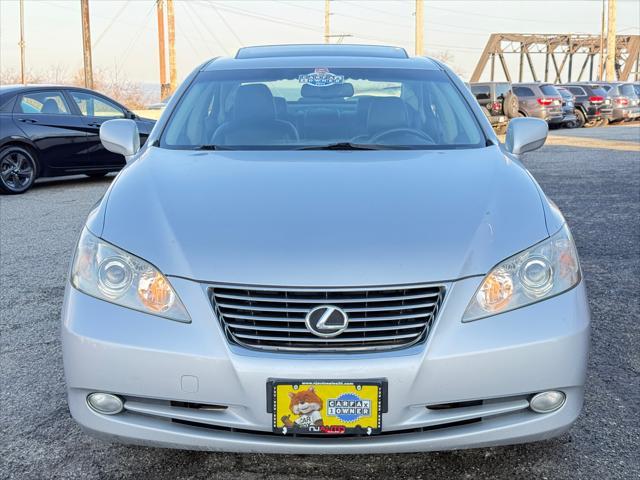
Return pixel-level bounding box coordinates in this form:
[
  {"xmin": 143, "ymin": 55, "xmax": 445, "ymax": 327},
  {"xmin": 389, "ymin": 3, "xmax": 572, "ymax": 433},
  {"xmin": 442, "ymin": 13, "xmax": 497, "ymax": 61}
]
[
  {"xmin": 12, "ymin": 90, "xmax": 88, "ymax": 171},
  {"xmin": 512, "ymin": 86, "xmax": 536, "ymax": 115},
  {"xmin": 66, "ymin": 90, "xmax": 127, "ymax": 169}
]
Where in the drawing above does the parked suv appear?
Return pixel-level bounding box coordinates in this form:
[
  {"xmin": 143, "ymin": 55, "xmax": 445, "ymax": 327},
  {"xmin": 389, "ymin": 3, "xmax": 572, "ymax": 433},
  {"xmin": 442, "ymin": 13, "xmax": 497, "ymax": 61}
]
[
  {"xmin": 512, "ymin": 83, "xmax": 564, "ymax": 125},
  {"xmin": 592, "ymin": 82, "xmax": 640, "ymax": 122},
  {"xmin": 469, "ymin": 82, "xmax": 519, "ymax": 134},
  {"xmin": 562, "ymin": 83, "xmax": 612, "ymax": 128},
  {"xmin": 555, "ymin": 87, "xmax": 578, "ymax": 128}
]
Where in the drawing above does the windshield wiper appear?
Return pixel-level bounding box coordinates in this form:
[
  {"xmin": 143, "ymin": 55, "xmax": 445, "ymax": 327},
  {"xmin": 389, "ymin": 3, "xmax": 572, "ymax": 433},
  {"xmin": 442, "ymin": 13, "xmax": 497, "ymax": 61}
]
[
  {"xmin": 193, "ymin": 143, "xmax": 409, "ymax": 151},
  {"xmin": 295, "ymin": 142, "xmax": 406, "ymax": 151},
  {"xmin": 194, "ymin": 144, "xmax": 233, "ymax": 150}
]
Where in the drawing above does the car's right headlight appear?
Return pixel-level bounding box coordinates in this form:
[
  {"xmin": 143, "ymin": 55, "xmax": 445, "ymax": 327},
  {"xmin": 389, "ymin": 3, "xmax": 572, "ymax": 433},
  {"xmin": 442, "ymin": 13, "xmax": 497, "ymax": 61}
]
[
  {"xmin": 70, "ymin": 228, "xmax": 190, "ymax": 322},
  {"xmin": 463, "ymin": 224, "xmax": 581, "ymax": 322}
]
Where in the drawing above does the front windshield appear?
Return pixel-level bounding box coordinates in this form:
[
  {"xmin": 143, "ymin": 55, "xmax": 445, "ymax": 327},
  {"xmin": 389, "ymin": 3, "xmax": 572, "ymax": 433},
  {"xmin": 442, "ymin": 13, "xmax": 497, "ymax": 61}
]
[{"xmin": 160, "ymin": 67, "xmax": 484, "ymax": 150}]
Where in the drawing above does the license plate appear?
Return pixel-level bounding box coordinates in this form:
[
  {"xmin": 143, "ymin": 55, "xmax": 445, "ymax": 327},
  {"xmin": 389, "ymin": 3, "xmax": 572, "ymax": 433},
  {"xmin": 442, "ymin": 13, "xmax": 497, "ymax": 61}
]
[{"xmin": 270, "ymin": 380, "xmax": 383, "ymax": 435}]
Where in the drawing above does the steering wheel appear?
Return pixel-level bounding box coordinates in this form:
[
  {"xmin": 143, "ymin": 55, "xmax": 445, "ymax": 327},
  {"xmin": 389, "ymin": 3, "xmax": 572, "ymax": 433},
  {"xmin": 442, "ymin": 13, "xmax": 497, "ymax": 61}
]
[{"xmin": 369, "ymin": 128, "xmax": 435, "ymax": 145}]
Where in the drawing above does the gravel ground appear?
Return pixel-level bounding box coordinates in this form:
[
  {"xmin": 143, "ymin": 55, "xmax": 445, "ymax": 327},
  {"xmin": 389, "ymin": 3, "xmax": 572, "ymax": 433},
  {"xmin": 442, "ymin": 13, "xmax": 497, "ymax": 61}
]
[
  {"xmin": 549, "ymin": 123, "xmax": 640, "ymax": 142},
  {"xmin": 1, "ymin": 134, "xmax": 639, "ymax": 479}
]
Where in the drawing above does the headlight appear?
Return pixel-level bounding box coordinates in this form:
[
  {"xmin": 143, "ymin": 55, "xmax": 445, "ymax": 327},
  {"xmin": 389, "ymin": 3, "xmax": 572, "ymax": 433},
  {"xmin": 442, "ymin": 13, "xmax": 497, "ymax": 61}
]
[
  {"xmin": 463, "ymin": 224, "xmax": 580, "ymax": 321},
  {"xmin": 71, "ymin": 228, "xmax": 190, "ymax": 322}
]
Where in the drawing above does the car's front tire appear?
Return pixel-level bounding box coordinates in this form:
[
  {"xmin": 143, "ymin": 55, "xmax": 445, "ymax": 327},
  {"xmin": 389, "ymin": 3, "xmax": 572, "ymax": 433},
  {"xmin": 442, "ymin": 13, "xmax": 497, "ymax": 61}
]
[{"xmin": 0, "ymin": 145, "xmax": 38, "ymax": 195}]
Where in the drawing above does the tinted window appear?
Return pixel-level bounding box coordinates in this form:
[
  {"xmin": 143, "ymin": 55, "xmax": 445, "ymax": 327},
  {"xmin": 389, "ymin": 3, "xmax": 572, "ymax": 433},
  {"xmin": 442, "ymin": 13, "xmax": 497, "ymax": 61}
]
[
  {"xmin": 567, "ymin": 86, "xmax": 586, "ymax": 96},
  {"xmin": 161, "ymin": 68, "xmax": 485, "ymax": 150},
  {"xmin": 619, "ymin": 84, "xmax": 636, "ymax": 96},
  {"xmin": 540, "ymin": 85, "xmax": 560, "ymax": 96},
  {"xmin": 495, "ymin": 83, "xmax": 511, "ymax": 98},
  {"xmin": 18, "ymin": 91, "xmax": 71, "ymax": 114},
  {"xmin": 590, "ymin": 87, "xmax": 607, "ymax": 97},
  {"xmin": 557, "ymin": 89, "xmax": 572, "ymax": 99},
  {"xmin": 0, "ymin": 95, "xmax": 16, "ymax": 113},
  {"xmin": 513, "ymin": 86, "xmax": 534, "ymax": 97},
  {"xmin": 70, "ymin": 91, "xmax": 125, "ymax": 118}
]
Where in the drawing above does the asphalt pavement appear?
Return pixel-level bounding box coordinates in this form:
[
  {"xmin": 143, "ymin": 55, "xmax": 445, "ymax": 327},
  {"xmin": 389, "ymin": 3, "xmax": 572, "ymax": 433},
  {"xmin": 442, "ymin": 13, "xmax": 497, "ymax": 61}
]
[{"xmin": 1, "ymin": 128, "xmax": 639, "ymax": 479}]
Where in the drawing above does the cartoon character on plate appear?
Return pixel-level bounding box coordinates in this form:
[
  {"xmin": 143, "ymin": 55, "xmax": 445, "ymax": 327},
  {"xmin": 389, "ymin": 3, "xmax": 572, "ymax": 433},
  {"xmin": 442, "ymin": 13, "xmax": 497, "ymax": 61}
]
[{"xmin": 281, "ymin": 387, "xmax": 324, "ymax": 428}]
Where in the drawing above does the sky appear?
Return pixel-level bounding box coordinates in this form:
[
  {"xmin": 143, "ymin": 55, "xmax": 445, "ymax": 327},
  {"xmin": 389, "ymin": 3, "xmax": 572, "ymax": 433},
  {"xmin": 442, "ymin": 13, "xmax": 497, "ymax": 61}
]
[{"xmin": 1, "ymin": 0, "xmax": 639, "ymax": 91}]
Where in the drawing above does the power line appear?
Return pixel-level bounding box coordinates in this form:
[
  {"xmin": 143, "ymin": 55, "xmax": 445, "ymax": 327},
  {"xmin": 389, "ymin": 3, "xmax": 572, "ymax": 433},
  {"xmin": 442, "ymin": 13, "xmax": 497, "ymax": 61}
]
[
  {"xmin": 185, "ymin": 1, "xmax": 230, "ymax": 55},
  {"xmin": 210, "ymin": 4, "xmax": 244, "ymax": 47},
  {"xmin": 428, "ymin": 4, "xmax": 607, "ymax": 26},
  {"xmin": 176, "ymin": 14, "xmax": 207, "ymax": 61},
  {"xmin": 117, "ymin": 2, "xmax": 156, "ymax": 71},
  {"xmin": 199, "ymin": 1, "xmax": 323, "ymax": 33},
  {"xmin": 181, "ymin": 1, "xmax": 225, "ymax": 56},
  {"xmin": 335, "ymin": 0, "xmax": 411, "ymax": 21},
  {"xmin": 280, "ymin": 0, "xmax": 416, "ymax": 30},
  {"xmin": 176, "ymin": 4, "xmax": 212, "ymax": 58},
  {"xmin": 92, "ymin": 0, "xmax": 130, "ymax": 49}
]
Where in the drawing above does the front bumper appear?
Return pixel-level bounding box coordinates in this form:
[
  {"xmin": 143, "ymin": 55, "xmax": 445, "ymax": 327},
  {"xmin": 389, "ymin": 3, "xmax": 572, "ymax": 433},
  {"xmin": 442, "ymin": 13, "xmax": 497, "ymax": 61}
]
[{"xmin": 62, "ymin": 276, "xmax": 590, "ymax": 453}]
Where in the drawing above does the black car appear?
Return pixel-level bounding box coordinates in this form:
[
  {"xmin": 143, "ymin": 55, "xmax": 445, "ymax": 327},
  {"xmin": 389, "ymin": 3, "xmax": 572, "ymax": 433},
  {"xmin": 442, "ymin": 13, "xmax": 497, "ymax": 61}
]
[
  {"xmin": 561, "ymin": 83, "xmax": 612, "ymax": 128},
  {"xmin": 0, "ymin": 85, "xmax": 155, "ymax": 194},
  {"xmin": 469, "ymin": 81, "xmax": 519, "ymax": 134},
  {"xmin": 555, "ymin": 86, "xmax": 579, "ymax": 128}
]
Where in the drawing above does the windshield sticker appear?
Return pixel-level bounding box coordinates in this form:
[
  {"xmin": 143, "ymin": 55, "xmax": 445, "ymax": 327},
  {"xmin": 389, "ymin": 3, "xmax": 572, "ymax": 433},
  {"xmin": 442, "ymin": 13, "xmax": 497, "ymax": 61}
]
[{"xmin": 298, "ymin": 68, "xmax": 344, "ymax": 87}]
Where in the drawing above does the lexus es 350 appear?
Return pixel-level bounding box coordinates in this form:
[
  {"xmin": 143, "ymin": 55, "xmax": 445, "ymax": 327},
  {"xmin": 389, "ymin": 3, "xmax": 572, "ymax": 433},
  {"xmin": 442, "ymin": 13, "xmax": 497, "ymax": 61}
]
[{"xmin": 61, "ymin": 45, "xmax": 590, "ymax": 453}]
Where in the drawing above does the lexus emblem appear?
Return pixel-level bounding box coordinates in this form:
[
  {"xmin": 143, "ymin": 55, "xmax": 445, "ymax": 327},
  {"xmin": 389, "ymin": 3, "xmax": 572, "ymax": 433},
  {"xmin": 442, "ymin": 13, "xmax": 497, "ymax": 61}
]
[{"xmin": 305, "ymin": 305, "xmax": 349, "ymax": 338}]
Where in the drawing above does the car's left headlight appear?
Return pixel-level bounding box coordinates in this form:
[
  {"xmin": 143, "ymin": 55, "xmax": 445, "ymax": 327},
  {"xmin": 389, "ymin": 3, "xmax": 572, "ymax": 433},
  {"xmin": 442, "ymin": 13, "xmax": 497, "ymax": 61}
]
[
  {"xmin": 463, "ymin": 224, "xmax": 581, "ymax": 322},
  {"xmin": 70, "ymin": 228, "xmax": 190, "ymax": 322}
]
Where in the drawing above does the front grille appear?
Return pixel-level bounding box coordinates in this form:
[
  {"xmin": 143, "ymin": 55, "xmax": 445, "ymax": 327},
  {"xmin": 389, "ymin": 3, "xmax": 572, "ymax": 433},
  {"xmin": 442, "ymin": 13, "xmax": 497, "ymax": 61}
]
[{"xmin": 209, "ymin": 284, "xmax": 444, "ymax": 352}]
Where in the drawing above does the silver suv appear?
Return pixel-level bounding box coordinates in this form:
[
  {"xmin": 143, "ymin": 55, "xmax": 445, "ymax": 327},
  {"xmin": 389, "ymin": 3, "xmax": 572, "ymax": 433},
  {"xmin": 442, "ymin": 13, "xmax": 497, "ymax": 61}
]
[{"xmin": 512, "ymin": 83, "xmax": 564, "ymax": 124}]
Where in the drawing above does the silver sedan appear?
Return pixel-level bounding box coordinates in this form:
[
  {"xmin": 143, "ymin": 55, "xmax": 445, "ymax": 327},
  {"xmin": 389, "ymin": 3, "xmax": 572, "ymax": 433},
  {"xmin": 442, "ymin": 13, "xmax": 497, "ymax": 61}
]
[{"xmin": 61, "ymin": 44, "xmax": 589, "ymax": 453}]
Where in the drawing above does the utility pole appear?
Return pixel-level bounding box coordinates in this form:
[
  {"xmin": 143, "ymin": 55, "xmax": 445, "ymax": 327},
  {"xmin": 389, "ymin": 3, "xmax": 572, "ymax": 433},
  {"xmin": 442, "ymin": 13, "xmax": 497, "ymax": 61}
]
[
  {"xmin": 415, "ymin": 0, "xmax": 424, "ymax": 56},
  {"xmin": 606, "ymin": 0, "xmax": 617, "ymax": 81},
  {"xmin": 156, "ymin": 0, "xmax": 169, "ymax": 99},
  {"xmin": 167, "ymin": 0, "xmax": 177, "ymax": 94},
  {"xmin": 324, "ymin": 0, "xmax": 330, "ymax": 44},
  {"xmin": 19, "ymin": 0, "xmax": 26, "ymax": 84},
  {"xmin": 80, "ymin": 0, "xmax": 93, "ymax": 89},
  {"xmin": 598, "ymin": 0, "xmax": 605, "ymax": 80}
]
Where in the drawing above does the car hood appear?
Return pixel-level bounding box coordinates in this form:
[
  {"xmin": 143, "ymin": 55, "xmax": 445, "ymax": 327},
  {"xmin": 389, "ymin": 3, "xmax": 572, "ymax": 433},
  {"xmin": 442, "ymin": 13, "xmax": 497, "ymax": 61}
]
[{"xmin": 99, "ymin": 146, "xmax": 549, "ymax": 286}]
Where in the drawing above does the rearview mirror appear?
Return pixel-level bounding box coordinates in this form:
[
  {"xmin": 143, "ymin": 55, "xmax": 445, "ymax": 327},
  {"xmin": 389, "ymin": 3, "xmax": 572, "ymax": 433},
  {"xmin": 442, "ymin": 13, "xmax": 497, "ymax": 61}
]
[
  {"xmin": 505, "ymin": 117, "xmax": 547, "ymax": 156},
  {"xmin": 100, "ymin": 119, "xmax": 140, "ymax": 163}
]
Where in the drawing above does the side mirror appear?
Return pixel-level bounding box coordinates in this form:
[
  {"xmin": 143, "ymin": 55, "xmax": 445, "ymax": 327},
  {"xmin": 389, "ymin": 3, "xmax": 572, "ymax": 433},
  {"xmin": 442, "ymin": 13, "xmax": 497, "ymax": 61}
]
[
  {"xmin": 505, "ymin": 117, "xmax": 548, "ymax": 156},
  {"xmin": 100, "ymin": 119, "xmax": 140, "ymax": 163}
]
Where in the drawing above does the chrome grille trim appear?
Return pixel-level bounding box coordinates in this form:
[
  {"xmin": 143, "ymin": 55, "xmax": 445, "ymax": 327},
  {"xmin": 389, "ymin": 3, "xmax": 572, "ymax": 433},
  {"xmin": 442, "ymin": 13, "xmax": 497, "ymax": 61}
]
[{"xmin": 209, "ymin": 283, "xmax": 445, "ymax": 352}]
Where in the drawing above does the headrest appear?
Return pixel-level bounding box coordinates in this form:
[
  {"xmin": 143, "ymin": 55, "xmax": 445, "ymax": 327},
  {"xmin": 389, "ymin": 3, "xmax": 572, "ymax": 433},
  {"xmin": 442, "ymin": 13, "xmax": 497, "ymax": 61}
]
[
  {"xmin": 273, "ymin": 96, "xmax": 288, "ymax": 117},
  {"xmin": 234, "ymin": 84, "xmax": 275, "ymax": 120},
  {"xmin": 356, "ymin": 96, "xmax": 374, "ymax": 117},
  {"xmin": 367, "ymin": 97, "xmax": 409, "ymax": 134},
  {"xmin": 41, "ymin": 98, "xmax": 61, "ymax": 114}
]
